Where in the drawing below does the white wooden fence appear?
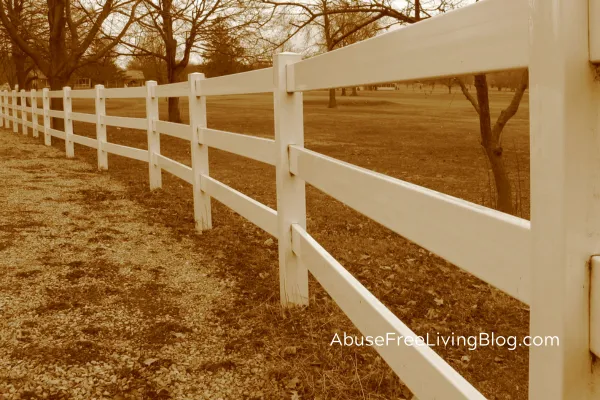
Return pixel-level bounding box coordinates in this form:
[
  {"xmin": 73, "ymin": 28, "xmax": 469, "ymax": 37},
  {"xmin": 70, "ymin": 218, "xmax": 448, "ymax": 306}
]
[{"xmin": 1, "ymin": 0, "xmax": 600, "ymax": 398}]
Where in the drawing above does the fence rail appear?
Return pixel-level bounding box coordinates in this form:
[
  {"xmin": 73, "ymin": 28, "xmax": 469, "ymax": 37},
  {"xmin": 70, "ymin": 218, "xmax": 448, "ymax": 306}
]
[{"xmin": 1, "ymin": 0, "xmax": 598, "ymax": 398}]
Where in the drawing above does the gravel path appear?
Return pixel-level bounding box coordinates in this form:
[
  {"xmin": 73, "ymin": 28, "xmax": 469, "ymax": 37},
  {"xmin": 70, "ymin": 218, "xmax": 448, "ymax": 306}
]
[{"xmin": 0, "ymin": 131, "xmax": 268, "ymax": 400}]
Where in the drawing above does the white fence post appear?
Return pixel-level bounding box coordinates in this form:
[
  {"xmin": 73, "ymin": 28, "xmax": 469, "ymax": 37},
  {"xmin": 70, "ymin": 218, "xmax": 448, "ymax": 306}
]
[
  {"xmin": 2, "ymin": 91, "xmax": 7, "ymax": 128},
  {"xmin": 42, "ymin": 88, "xmax": 50, "ymax": 146},
  {"xmin": 63, "ymin": 86, "xmax": 74, "ymax": 158},
  {"xmin": 0, "ymin": 89, "xmax": 4, "ymax": 129},
  {"xmin": 20, "ymin": 89, "xmax": 27, "ymax": 136},
  {"xmin": 145, "ymin": 81, "xmax": 161, "ymax": 189},
  {"xmin": 95, "ymin": 84, "xmax": 108, "ymax": 170},
  {"xmin": 188, "ymin": 73, "xmax": 212, "ymax": 231},
  {"xmin": 11, "ymin": 89, "xmax": 17, "ymax": 134},
  {"xmin": 31, "ymin": 89, "xmax": 38, "ymax": 138},
  {"xmin": 528, "ymin": 0, "xmax": 600, "ymax": 398},
  {"xmin": 273, "ymin": 52, "xmax": 308, "ymax": 307}
]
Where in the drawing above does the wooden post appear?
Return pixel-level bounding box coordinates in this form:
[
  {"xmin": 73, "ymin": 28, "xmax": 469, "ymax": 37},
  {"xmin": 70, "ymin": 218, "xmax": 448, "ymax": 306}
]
[
  {"xmin": 528, "ymin": 0, "xmax": 600, "ymax": 398},
  {"xmin": 11, "ymin": 89, "xmax": 17, "ymax": 134},
  {"xmin": 20, "ymin": 89, "xmax": 27, "ymax": 136},
  {"xmin": 31, "ymin": 89, "xmax": 38, "ymax": 138},
  {"xmin": 95, "ymin": 85, "xmax": 107, "ymax": 170},
  {"xmin": 188, "ymin": 73, "xmax": 212, "ymax": 231},
  {"xmin": 273, "ymin": 52, "xmax": 308, "ymax": 307},
  {"xmin": 145, "ymin": 81, "xmax": 161, "ymax": 189},
  {"xmin": 42, "ymin": 88, "xmax": 50, "ymax": 146},
  {"xmin": 63, "ymin": 86, "xmax": 74, "ymax": 158}
]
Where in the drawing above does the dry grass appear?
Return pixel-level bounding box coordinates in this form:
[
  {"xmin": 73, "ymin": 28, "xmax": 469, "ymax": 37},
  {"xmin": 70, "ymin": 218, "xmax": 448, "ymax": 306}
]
[{"xmin": 8, "ymin": 86, "xmax": 530, "ymax": 399}]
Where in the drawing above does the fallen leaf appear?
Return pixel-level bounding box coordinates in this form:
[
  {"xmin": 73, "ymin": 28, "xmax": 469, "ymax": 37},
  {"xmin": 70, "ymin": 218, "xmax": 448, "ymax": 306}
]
[
  {"xmin": 143, "ymin": 358, "xmax": 159, "ymax": 366},
  {"xmin": 287, "ymin": 376, "xmax": 300, "ymax": 389}
]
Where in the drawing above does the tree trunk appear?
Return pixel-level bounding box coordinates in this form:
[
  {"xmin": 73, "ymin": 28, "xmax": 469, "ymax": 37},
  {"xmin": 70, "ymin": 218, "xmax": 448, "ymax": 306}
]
[
  {"xmin": 328, "ymin": 88, "xmax": 337, "ymax": 108},
  {"xmin": 473, "ymin": 74, "xmax": 514, "ymax": 215},
  {"xmin": 484, "ymin": 147, "xmax": 513, "ymax": 213},
  {"xmin": 168, "ymin": 97, "xmax": 181, "ymax": 123},
  {"xmin": 166, "ymin": 58, "xmax": 182, "ymax": 122},
  {"xmin": 49, "ymin": 75, "xmax": 68, "ymax": 130},
  {"xmin": 12, "ymin": 49, "xmax": 27, "ymax": 91},
  {"xmin": 351, "ymin": 87, "xmax": 358, "ymax": 96}
]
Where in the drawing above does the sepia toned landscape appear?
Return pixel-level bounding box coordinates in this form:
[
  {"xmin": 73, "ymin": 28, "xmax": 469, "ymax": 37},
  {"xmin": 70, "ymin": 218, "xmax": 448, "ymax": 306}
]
[
  {"xmin": 0, "ymin": 0, "xmax": 598, "ymax": 399},
  {"xmin": 2, "ymin": 86, "xmax": 531, "ymax": 399}
]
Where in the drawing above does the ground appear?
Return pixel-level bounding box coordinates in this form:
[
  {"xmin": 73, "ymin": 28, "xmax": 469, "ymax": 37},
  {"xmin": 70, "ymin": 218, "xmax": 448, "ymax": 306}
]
[
  {"xmin": 0, "ymin": 132, "xmax": 271, "ymax": 399},
  {"xmin": 1, "ymin": 86, "xmax": 530, "ymax": 399}
]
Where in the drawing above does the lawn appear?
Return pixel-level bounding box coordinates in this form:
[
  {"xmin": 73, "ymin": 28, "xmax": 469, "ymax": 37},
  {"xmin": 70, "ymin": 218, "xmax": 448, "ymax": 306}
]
[{"xmin": 46, "ymin": 86, "xmax": 531, "ymax": 399}]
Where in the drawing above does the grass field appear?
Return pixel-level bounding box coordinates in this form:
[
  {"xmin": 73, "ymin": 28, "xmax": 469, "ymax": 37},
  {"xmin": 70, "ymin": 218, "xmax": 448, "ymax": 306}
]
[{"xmin": 46, "ymin": 86, "xmax": 530, "ymax": 399}]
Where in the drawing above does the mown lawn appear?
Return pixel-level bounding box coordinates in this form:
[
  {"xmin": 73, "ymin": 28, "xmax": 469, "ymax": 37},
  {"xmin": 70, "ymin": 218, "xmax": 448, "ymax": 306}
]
[{"xmin": 40, "ymin": 86, "xmax": 531, "ymax": 399}]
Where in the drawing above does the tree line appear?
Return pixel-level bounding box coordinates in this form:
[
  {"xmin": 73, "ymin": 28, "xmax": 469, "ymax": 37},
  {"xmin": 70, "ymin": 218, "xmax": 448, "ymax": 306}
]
[{"xmin": 0, "ymin": 0, "xmax": 528, "ymax": 215}]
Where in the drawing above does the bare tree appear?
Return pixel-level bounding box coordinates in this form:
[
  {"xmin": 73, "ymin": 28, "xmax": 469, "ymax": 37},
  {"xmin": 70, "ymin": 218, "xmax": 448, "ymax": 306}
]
[
  {"xmin": 268, "ymin": 0, "xmax": 524, "ymax": 215},
  {"xmin": 0, "ymin": 0, "xmax": 139, "ymax": 127},
  {"xmin": 267, "ymin": 0, "xmax": 385, "ymax": 108},
  {"xmin": 0, "ymin": 0, "xmax": 49, "ymax": 96},
  {"xmin": 127, "ymin": 35, "xmax": 168, "ymax": 83},
  {"xmin": 0, "ymin": 0, "xmax": 138, "ymax": 90},
  {"xmin": 124, "ymin": 0, "xmax": 258, "ymax": 122},
  {"xmin": 329, "ymin": 1, "xmax": 380, "ymax": 100},
  {"xmin": 457, "ymin": 71, "xmax": 528, "ymax": 214}
]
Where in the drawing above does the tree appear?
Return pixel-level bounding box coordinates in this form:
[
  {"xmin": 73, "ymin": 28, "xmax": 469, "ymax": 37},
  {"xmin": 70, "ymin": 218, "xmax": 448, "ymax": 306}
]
[
  {"xmin": 0, "ymin": 0, "xmax": 48, "ymax": 96},
  {"xmin": 0, "ymin": 0, "xmax": 138, "ymax": 90},
  {"xmin": 125, "ymin": 0, "xmax": 253, "ymax": 122},
  {"xmin": 457, "ymin": 71, "xmax": 528, "ymax": 214},
  {"xmin": 201, "ymin": 19, "xmax": 249, "ymax": 78},
  {"xmin": 127, "ymin": 35, "xmax": 168, "ymax": 83},
  {"xmin": 75, "ymin": 54, "xmax": 126, "ymax": 87},
  {"xmin": 270, "ymin": 0, "xmax": 525, "ymax": 215},
  {"xmin": 329, "ymin": 1, "xmax": 380, "ymax": 100},
  {"xmin": 267, "ymin": 0, "xmax": 385, "ymax": 108},
  {"xmin": 0, "ymin": 0, "xmax": 139, "ymax": 127}
]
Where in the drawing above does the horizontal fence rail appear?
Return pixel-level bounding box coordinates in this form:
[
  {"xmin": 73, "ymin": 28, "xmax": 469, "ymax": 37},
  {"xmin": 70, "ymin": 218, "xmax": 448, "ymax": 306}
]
[
  {"xmin": 198, "ymin": 68, "xmax": 273, "ymax": 96},
  {"xmin": 291, "ymin": 224, "xmax": 485, "ymax": 399},
  {"xmin": 155, "ymin": 120, "xmax": 193, "ymax": 141},
  {"xmin": 288, "ymin": 145, "xmax": 532, "ymax": 304},
  {"xmin": 202, "ymin": 128, "xmax": 276, "ymax": 165},
  {"xmin": 2, "ymin": 0, "xmax": 595, "ymax": 397},
  {"xmin": 201, "ymin": 175, "xmax": 278, "ymax": 237},
  {"xmin": 287, "ymin": 0, "xmax": 528, "ymax": 92}
]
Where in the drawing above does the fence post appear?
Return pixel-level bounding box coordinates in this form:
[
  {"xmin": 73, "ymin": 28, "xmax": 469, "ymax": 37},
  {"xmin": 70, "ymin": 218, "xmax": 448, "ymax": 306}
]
[
  {"xmin": 188, "ymin": 73, "xmax": 212, "ymax": 231},
  {"xmin": 42, "ymin": 88, "xmax": 50, "ymax": 146},
  {"xmin": 0, "ymin": 89, "xmax": 4, "ymax": 129},
  {"xmin": 11, "ymin": 89, "xmax": 17, "ymax": 134},
  {"xmin": 63, "ymin": 87, "xmax": 74, "ymax": 158},
  {"xmin": 31, "ymin": 89, "xmax": 38, "ymax": 138},
  {"xmin": 2, "ymin": 91, "xmax": 7, "ymax": 128},
  {"xmin": 95, "ymin": 85, "xmax": 108, "ymax": 170},
  {"xmin": 528, "ymin": 0, "xmax": 600, "ymax": 398},
  {"xmin": 145, "ymin": 81, "xmax": 161, "ymax": 189},
  {"xmin": 20, "ymin": 89, "xmax": 27, "ymax": 136},
  {"xmin": 273, "ymin": 52, "xmax": 308, "ymax": 307}
]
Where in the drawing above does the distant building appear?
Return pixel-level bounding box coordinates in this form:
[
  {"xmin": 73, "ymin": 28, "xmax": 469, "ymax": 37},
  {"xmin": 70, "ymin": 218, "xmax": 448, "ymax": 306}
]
[
  {"xmin": 362, "ymin": 83, "xmax": 399, "ymax": 91},
  {"xmin": 30, "ymin": 70, "xmax": 49, "ymax": 89},
  {"xmin": 73, "ymin": 77, "xmax": 92, "ymax": 89},
  {"xmin": 123, "ymin": 70, "xmax": 145, "ymax": 87}
]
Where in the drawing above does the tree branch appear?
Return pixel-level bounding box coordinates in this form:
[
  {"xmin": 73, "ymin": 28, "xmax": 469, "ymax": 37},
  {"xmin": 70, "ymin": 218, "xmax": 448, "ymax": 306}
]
[
  {"xmin": 491, "ymin": 69, "xmax": 528, "ymax": 144},
  {"xmin": 457, "ymin": 77, "xmax": 479, "ymax": 115}
]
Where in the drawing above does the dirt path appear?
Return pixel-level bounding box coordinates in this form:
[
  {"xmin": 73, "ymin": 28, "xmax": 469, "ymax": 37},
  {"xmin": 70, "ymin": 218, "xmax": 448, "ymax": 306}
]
[{"xmin": 0, "ymin": 131, "xmax": 268, "ymax": 400}]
